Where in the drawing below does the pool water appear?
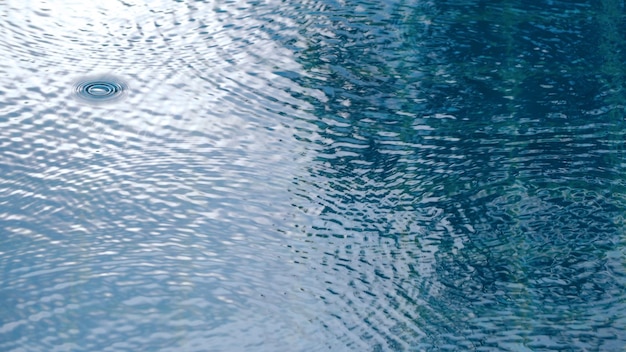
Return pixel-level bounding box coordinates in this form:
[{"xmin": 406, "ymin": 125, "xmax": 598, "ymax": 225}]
[{"xmin": 1, "ymin": 0, "xmax": 625, "ymax": 351}]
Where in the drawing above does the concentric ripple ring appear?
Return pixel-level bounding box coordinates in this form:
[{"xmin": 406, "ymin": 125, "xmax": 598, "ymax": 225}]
[{"xmin": 73, "ymin": 75, "xmax": 128, "ymax": 104}]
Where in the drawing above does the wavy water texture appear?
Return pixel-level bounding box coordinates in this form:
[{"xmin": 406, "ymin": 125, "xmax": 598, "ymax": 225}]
[
  {"xmin": 1, "ymin": 0, "xmax": 626, "ymax": 351},
  {"xmin": 281, "ymin": 0, "xmax": 626, "ymax": 350},
  {"xmin": 0, "ymin": 0, "xmax": 324, "ymax": 351}
]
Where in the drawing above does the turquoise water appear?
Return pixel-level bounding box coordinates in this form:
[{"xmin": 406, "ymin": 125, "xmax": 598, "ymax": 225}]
[{"xmin": 1, "ymin": 0, "xmax": 626, "ymax": 350}]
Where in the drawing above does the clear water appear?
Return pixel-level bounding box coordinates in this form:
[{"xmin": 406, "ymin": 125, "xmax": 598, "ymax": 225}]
[{"xmin": 1, "ymin": 0, "xmax": 626, "ymax": 351}]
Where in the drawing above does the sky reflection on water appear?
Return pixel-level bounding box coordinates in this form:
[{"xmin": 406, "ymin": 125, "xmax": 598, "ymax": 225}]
[{"xmin": 0, "ymin": 0, "xmax": 625, "ymax": 351}]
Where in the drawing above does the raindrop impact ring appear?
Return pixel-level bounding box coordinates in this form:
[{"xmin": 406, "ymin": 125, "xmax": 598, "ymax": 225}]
[{"xmin": 73, "ymin": 76, "xmax": 128, "ymax": 104}]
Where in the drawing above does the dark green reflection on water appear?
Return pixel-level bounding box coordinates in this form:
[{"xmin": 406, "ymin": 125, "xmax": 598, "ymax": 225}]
[{"xmin": 283, "ymin": 0, "xmax": 626, "ymax": 350}]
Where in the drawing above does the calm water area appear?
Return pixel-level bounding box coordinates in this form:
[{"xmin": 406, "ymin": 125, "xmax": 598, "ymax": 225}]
[{"xmin": 1, "ymin": 0, "xmax": 626, "ymax": 351}]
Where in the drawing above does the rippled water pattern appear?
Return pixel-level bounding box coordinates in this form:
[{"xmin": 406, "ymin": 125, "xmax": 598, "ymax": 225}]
[
  {"xmin": 73, "ymin": 76, "xmax": 128, "ymax": 104},
  {"xmin": 1, "ymin": 0, "xmax": 626, "ymax": 351}
]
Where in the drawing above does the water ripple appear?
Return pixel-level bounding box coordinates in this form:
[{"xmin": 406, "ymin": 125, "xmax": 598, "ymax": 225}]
[
  {"xmin": 0, "ymin": 0, "xmax": 324, "ymax": 350},
  {"xmin": 2, "ymin": 0, "xmax": 626, "ymax": 351},
  {"xmin": 73, "ymin": 76, "xmax": 128, "ymax": 104},
  {"xmin": 282, "ymin": 0, "xmax": 626, "ymax": 350}
]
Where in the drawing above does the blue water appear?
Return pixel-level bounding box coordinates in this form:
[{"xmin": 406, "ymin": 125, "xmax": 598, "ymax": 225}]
[{"xmin": 1, "ymin": 0, "xmax": 626, "ymax": 351}]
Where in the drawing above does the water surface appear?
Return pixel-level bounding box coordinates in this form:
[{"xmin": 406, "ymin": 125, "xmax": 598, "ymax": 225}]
[{"xmin": 1, "ymin": 0, "xmax": 625, "ymax": 351}]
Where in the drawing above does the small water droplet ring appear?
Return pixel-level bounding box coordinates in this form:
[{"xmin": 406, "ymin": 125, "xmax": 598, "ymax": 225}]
[{"xmin": 74, "ymin": 76, "xmax": 127, "ymax": 104}]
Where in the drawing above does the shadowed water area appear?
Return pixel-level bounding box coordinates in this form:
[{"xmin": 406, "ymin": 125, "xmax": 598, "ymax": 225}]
[{"xmin": 1, "ymin": 0, "xmax": 626, "ymax": 351}]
